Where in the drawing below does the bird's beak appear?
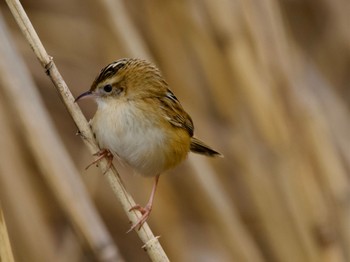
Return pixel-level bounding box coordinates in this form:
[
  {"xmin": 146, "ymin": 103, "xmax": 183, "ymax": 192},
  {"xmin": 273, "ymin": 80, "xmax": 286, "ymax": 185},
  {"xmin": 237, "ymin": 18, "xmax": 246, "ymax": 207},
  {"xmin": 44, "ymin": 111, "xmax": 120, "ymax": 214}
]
[{"xmin": 74, "ymin": 90, "xmax": 92, "ymax": 102}]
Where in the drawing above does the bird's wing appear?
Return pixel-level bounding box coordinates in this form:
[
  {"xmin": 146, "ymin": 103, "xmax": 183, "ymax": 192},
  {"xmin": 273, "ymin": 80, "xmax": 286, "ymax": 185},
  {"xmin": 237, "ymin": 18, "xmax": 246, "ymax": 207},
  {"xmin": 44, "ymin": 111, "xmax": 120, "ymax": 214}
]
[{"xmin": 159, "ymin": 88, "xmax": 194, "ymax": 137}]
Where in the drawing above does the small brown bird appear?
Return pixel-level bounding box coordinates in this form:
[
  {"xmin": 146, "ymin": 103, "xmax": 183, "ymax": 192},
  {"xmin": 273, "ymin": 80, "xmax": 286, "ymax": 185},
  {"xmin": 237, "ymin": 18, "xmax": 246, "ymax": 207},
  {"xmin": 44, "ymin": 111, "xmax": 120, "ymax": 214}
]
[{"xmin": 75, "ymin": 58, "xmax": 222, "ymax": 232}]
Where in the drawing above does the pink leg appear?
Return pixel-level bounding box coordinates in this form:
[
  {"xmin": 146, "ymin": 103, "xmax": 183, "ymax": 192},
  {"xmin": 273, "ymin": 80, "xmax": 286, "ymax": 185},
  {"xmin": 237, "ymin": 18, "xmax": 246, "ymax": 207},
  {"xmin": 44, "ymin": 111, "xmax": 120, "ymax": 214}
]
[
  {"xmin": 127, "ymin": 175, "xmax": 160, "ymax": 233},
  {"xmin": 85, "ymin": 149, "xmax": 113, "ymax": 173}
]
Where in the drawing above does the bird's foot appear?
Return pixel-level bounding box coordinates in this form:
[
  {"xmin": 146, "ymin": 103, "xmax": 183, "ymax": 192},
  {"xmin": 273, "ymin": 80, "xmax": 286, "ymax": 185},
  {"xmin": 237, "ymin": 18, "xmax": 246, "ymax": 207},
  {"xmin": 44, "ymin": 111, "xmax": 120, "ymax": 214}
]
[
  {"xmin": 85, "ymin": 148, "xmax": 113, "ymax": 174},
  {"xmin": 127, "ymin": 204, "xmax": 152, "ymax": 233}
]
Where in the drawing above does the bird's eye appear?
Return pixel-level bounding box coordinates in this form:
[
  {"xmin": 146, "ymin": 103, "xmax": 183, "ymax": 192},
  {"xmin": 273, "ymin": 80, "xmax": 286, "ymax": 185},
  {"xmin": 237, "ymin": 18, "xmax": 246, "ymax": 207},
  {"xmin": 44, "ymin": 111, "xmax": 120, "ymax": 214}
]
[{"xmin": 103, "ymin": 84, "xmax": 113, "ymax": 93}]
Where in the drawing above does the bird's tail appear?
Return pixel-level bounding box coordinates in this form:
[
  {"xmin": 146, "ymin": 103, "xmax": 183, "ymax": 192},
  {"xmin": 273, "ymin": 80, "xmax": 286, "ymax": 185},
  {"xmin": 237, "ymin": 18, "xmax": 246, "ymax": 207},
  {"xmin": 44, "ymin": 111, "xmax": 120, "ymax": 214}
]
[{"xmin": 190, "ymin": 137, "xmax": 223, "ymax": 157}]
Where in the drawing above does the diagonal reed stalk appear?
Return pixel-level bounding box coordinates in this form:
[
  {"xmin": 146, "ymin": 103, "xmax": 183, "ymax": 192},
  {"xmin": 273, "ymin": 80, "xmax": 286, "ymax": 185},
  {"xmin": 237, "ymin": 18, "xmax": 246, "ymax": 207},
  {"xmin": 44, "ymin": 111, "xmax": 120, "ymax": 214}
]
[{"xmin": 4, "ymin": 0, "xmax": 169, "ymax": 261}]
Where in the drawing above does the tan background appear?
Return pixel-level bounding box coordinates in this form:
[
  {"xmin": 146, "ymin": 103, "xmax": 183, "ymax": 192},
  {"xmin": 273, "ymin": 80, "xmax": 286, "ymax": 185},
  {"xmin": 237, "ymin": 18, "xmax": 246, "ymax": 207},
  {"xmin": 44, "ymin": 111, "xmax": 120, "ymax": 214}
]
[{"xmin": 1, "ymin": 0, "xmax": 350, "ymax": 261}]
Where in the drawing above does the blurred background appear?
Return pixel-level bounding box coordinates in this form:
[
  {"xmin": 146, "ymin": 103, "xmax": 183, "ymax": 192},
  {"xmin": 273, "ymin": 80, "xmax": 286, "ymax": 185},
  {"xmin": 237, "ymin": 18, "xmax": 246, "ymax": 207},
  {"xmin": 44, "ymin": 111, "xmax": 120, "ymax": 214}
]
[{"xmin": 1, "ymin": 0, "xmax": 350, "ymax": 261}]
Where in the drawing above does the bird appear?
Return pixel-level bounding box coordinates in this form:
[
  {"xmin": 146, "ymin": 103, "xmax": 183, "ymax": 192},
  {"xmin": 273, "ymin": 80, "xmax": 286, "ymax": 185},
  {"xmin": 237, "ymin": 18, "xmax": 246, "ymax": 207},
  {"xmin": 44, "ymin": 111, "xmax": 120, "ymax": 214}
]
[{"xmin": 75, "ymin": 58, "xmax": 222, "ymax": 232}]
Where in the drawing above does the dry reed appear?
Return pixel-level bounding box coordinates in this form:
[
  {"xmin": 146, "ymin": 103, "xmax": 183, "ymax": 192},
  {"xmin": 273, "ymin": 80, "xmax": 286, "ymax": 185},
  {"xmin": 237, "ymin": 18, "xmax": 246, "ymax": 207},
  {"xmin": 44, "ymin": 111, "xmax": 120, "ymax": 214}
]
[{"xmin": 1, "ymin": 0, "xmax": 350, "ymax": 261}]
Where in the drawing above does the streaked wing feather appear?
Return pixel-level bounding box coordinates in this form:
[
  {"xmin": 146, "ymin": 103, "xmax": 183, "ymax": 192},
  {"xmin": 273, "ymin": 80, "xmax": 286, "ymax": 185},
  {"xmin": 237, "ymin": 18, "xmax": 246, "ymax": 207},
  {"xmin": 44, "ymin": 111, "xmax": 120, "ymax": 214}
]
[{"xmin": 159, "ymin": 89, "xmax": 194, "ymax": 137}]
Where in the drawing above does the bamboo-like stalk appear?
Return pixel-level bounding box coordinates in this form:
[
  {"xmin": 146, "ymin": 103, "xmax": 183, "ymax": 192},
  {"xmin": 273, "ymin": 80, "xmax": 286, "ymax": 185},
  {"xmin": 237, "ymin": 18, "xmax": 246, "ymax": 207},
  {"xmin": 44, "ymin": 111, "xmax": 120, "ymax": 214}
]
[
  {"xmin": 4, "ymin": 0, "xmax": 169, "ymax": 261},
  {"xmin": 0, "ymin": 208, "xmax": 15, "ymax": 262},
  {"xmin": 0, "ymin": 9, "xmax": 123, "ymax": 262},
  {"xmin": 4, "ymin": 0, "xmax": 350, "ymax": 260}
]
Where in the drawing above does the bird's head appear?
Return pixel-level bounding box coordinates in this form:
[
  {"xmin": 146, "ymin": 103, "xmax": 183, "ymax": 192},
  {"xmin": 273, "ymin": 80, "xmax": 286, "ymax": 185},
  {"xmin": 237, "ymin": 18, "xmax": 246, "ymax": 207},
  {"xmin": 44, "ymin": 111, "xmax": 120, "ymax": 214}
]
[{"xmin": 75, "ymin": 58, "xmax": 167, "ymax": 106}]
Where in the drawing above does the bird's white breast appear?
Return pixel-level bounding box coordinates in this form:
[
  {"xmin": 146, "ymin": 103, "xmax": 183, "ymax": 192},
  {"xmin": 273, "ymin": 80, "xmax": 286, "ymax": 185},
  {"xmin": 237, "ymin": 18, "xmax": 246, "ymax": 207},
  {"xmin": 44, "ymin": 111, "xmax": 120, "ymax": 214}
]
[{"xmin": 91, "ymin": 99, "xmax": 168, "ymax": 176}]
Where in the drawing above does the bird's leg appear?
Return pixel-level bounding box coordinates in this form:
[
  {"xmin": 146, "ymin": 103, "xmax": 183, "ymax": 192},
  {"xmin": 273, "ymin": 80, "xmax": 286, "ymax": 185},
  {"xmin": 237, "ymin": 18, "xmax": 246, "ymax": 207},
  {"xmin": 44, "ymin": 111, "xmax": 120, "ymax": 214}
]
[
  {"xmin": 127, "ymin": 175, "xmax": 160, "ymax": 233},
  {"xmin": 85, "ymin": 148, "xmax": 114, "ymax": 173}
]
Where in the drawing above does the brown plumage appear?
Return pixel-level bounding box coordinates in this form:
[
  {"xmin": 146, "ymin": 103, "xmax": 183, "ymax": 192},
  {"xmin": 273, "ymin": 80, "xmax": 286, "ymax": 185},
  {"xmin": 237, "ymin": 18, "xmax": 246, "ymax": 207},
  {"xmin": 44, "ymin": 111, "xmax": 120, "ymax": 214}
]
[{"xmin": 75, "ymin": 58, "xmax": 222, "ymax": 232}]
